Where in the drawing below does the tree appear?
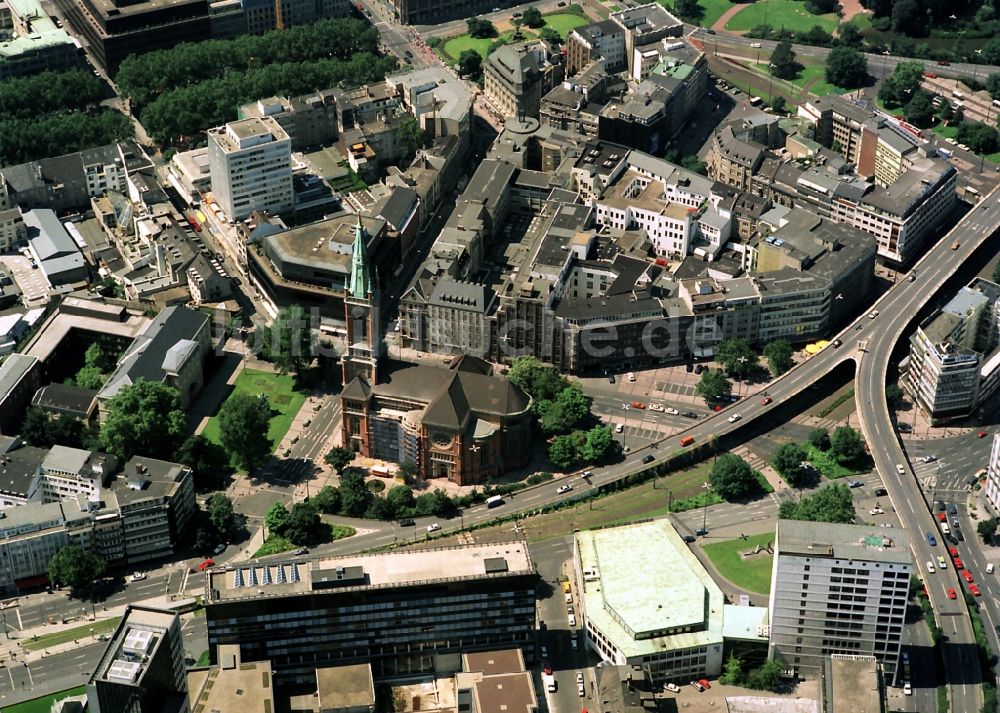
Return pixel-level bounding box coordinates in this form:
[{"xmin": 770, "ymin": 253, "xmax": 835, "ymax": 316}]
[
  {"xmin": 20, "ymin": 406, "xmax": 56, "ymax": 448},
  {"xmin": 716, "ymin": 339, "xmax": 758, "ymax": 380},
  {"xmin": 538, "ymin": 26, "xmax": 562, "ymax": 43},
  {"xmin": 808, "ymin": 427, "xmax": 830, "ymax": 450},
  {"xmin": 956, "ymin": 121, "xmax": 1000, "ymax": 154},
  {"xmin": 778, "ymin": 483, "xmax": 855, "ymax": 523},
  {"xmin": 284, "ymin": 501, "xmax": 322, "ymax": 545},
  {"xmin": 265, "ymin": 502, "xmax": 290, "ymax": 535},
  {"xmin": 84, "ymin": 342, "xmax": 117, "ymax": 372},
  {"xmin": 744, "ymin": 659, "xmax": 783, "ymax": 691},
  {"xmin": 549, "ymin": 433, "xmax": 580, "ymax": 470},
  {"xmin": 398, "ymin": 115, "xmax": 425, "ymax": 162},
  {"xmin": 770, "ymin": 95, "xmax": 787, "ymax": 114},
  {"xmin": 399, "ymin": 457, "xmax": 419, "ymax": 484},
  {"xmin": 796, "ymin": 25, "xmax": 833, "ymax": 47},
  {"xmin": 581, "ymin": 425, "xmax": 614, "ymax": 463},
  {"xmin": 386, "ymin": 485, "xmax": 416, "ymax": 517},
  {"xmin": 466, "ymin": 17, "xmax": 497, "ymax": 38},
  {"xmin": 763, "ymin": 339, "xmax": 794, "ymax": 376},
  {"xmin": 415, "ymin": 489, "xmax": 454, "ymax": 517},
  {"xmin": 218, "ymin": 392, "xmax": 272, "ymax": 470},
  {"xmin": 177, "ymin": 435, "xmax": 221, "ymax": 483},
  {"xmin": 829, "ymin": 425, "xmax": 865, "ymax": 464},
  {"xmin": 313, "ymin": 485, "xmax": 341, "ymax": 514},
  {"xmin": 772, "ymin": 443, "xmax": 807, "ymax": 484},
  {"xmin": 879, "ymin": 61, "xmax": 924, "ymax": 107},
  {"xmin": 509, "ymin": 356, "xmax": 567, "ymax": 402},
  {"xmin": 696, "ymin": 370, "xmax": 732, "ymax": 403},
  {"xmin": 805, "ymin": 0, "xmax": 838, "ymax": 12},
  {"xmin": 73, "ymin": 365, "xmax": 105, "ymax": 390},
  {"xmin": 324, "ymin": 446, "xmax": 356, "ymax": 473},
  {"xmin": 672, "ymin": 0, "xmax": 704, "ymax": 22},
  {"xmin": 426, "ymin": 36, "xmax": 441, "ymax": 48},
  {"xmin": 680, "ymin": 155, "xmax": 707, "ymax": 175},
  {"xmin": 339, "ymin": 467, "xmax": 372, "ymax": 517},
  {"xmin": 770, "ymin": 39, "xmax": 798, "ymax": 80},
  {"xmin": 48, "ymin": 546, "xmax": 106, "ymax": 593},
  {"xmin": 825, "ymin": 46, "xmax": 868, "ymax": 89},
  {"xmin": 207, "ymin": 494, "xmax": 239, "ymax": 541},
  {"xmin": 885, "ymin": 384, "xmax": 904, "ymax": 410},
  {"xmin": 257, "ymin": 305, "xmax": 314, "ymax": 374},
  {"xmin": 521, "ymin": 6, "xmax": 544, "ymax": 27},
  {"xmin": 458, "ymin": 49, "xmax": 484, "ymax": 78},
  {"xmin": 720, "ymin": 653, "xmax": 745, "ymax": 686},
  {"xmin": 838, "ymin": 22, "xmax": 863, "ymax": 48},
  {"xmin": 539, "ymin": 384, "xmax": 591, "ymax": 435},
  {"xmin": 100, "ymin": 379, "xmax": 185, "ymax": 461},
  {"xmin": 891, "ymin": 0, "xmax": 925, "ymax": 36},
  {"xmin": 904, "ymin": 90, "xmax": 935, "ymax": 128},
  {"xmin": 987, "ymin": 72, "xmax": 1000, "ymax": 101},
  {"xmin": 978, "ymin": 517, "xmax": 997, "ymax": 545},
  {"xmin": 709, "ymin": 454, "xmax": 760, "ymax": 501}
]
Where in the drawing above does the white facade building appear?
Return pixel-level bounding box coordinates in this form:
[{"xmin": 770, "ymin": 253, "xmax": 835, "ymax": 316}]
[
  {"xmin": 769, "ymin": 521, "xmax": 912, "ymax": 680},
  {"xmin": 208, "ymin": 117, "xmax": 293, "ymax": 222}
]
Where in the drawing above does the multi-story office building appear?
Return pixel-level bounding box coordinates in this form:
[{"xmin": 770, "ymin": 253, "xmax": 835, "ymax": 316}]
[
  {"xmin": 207, "ymin": 117, "xmax": 293, "ymax": 222},
  {"xmin": 574, "ymin": 520, "xmax": 725, "ymax": 685},
  {"xmin": 798, "ymin": 95, "xmax": 881, "ymax": 177},
  {"xmin": 905, "ymin": 278, "xmax": 1000, "ymax": 423},
  {"xmin": 985, "ymin": 434, "xmax": 1000, "ymax": 515},
  {"xmin": 0, "ymin": 501, "xmax": 71, "ymax": 591},
  {"xmin": 54, "ymin": 0, "xmax": 211, "ymax": 72},
  {"xmin": 0, "ymin": 0, "xmax": 80, "ymax": 80},
  {"xmin": 484, "ymin": 40, "xmax": 564, "ymax": 121},
  {"xmin": 609, "ymin": 3, "xmax": 683, "ymax": 79},
  {"xmin": 29, "ymin": 445, "xmax": 115, "ymax": 503},
  {"xmin": 768, "ymin": 521, "xmax": 912, "ymax": 679},
  {"xmin": 204, "ymin": 542, "xmax": 537, "ymax": 684},
  {"xmin": 565, "ymin": 20, "xmax": 626, "ymax": 75},
  {"xmin": 87, "ymin": 606, "xmax": 189, "ymax": 713},
  {"xmin": 0, "ymin": 353, "xmax": 40, "ymax": 435}
]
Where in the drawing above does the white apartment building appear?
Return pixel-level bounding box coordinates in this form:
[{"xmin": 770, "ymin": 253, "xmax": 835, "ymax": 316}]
[
  {"xmin": 985, "ymin": 434, "xmax": 1000, "ymax": 514},
  {"xmin": 29, "ymin": 445, "xmax": 114, "ymax": 504},
  {"xmin": 769, "ymin": 521, "xmax": 912, "ymax": 679},
  {"xmin": 594, "ymin": 170, "xmax": 693, "ymax": 257},
  {"xmin": 208, "ymin": 117, "xmax": 293, "ymax": 222}
]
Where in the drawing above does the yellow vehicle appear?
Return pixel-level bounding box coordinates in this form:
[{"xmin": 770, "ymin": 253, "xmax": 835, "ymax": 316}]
[{"xmin": 562, "ymin": 581, "xmax": 571, "ymax": 594}]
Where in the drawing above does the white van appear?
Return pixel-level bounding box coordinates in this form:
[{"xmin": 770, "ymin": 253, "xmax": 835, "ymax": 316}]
[
  {"xmin": 988, "ymin": 563, "xmax": 995, "ymax": 574},
  {"xmin": 940, "ymin": 522, "xmax": 951, "ymax": 535}
]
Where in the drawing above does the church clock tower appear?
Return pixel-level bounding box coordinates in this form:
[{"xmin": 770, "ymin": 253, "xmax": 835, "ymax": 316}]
[{"xmin": 342, "ymin": 216, "xmax": 381, "ymax": 385}]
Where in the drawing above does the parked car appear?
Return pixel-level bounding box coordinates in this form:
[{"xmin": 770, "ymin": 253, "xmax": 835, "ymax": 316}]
[
  {"xmin": 665, "ymin": 407, "xmax": 679, "ymax": 415},
  {"xmin": 631, "ymin": 401, "xmax": 646, "ymax": 409},
  {"xmin": 690, "ymin": 681, "xmax": 706, "ymax": 692},
  {"xmin": 970, "ymin": 584, "xmax": 982, "ymax": 596},
  {"xmin": 963, "ymin": 570, "xmax": 974, "ymax": 583},
  {"xmin": 399, "ymin": 518, "xmax": 415, "ymax": 527},
  {"xmin": 947, "ymin": 587, "xmax": 957, "ymax": 599},
  {"xmin": 130, "ymin": 572, "xmax": 146, "ymax": 582},
  {"xmin": 426, "ymin": 523, "xmax": 441, "ymax": 533},
  {"xmin": 948, "ymin": 503, "xmax": 958, "ymax": 514},
  {"xmin": 665, "ymin": 682, "xmax": 681, "ymax": 692},
  {"xmin": 848, "ymin": 480, "xmax": 863, "ymax": 488},
  {"xmin": 642, "ymin": 454, "xmax": 655, "ymax": 464},
  {"xmin": 213, "ymin": 544, "xmax": 226, "ymax": 555},
  {"xmin": 557, "ymin": 484, "xmax": 573, "ymax": 494},
  {"xmin": 681, "ymin": 411, "xmax": 699, "ymax": 418}
]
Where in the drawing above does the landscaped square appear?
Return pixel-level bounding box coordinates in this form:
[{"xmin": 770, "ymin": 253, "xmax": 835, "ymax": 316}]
[
  {"xmin": 201, "ymin": 369, "xmax": 308, "ymax": 455},
  {"xmin": 703, "ymin": 532, "xmax": 775, "ymax": 595},
  {"xmin": 725, "ymin": 0, "xmax": 839, "ymax": 34}
]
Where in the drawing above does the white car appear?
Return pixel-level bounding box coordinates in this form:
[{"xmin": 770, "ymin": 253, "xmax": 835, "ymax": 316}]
[
  {"xmin": 557, "ymin": 484, "xmax": 573, "ymax": 494},
  {"xmin": 727, "ymin": 414, "xmax": 742, "ymax": 423},
  {"xmin": 570, "ymin": 638, "xmax": 578, "ymax": 650},
  {"xmin": 664, "ymin": 682, "xmax": 681, "ymax": 693},
  {"xmin": 627, "ymin": 372, "xmax": 636, "ymax": 382},
  {"xmin": 922, "ymin": 455, "xmax": 937, "ymax": 463},
  {"xmin": 665, "ymin": 407, "xmax": 679, "ymax": 415},
  {"xmin": 615, "ymin": 423, "xmax": 624, "ymax": 433},
  {"xmin": 576, "ymin": 672, "xmax": 584, "ymax": 684},
  {"xmin": 578, "ymin": 684, "xmax": 585, "ymax": 697},
  {"xmin": 649, "ymin": 404, "xmax": 664, "ymax": 412},
  {"xmin": 426, "ymin": 523, "xmax": 441, "ymax": 533},
  {"xmin": 904, "ymin": 682, "xmax": 912, "ymax": 696},
  {"xmin": 130, "ymin": 572, "xmax": 146, "ymax": 582},
  {"xmin": 750, "ymin": 42, "xmax": 762, "ymax": 48},
  {"xmin": 926, "ymin": 560, "xmax": 936, "ymax": 574},
  {"xmin": 568, "ymin": 614, "xmax": 576, "ymax": 627}
]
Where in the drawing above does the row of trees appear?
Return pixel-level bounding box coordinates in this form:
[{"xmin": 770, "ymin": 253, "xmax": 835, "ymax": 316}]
[
  {"xmin": 139, "ymin": 53, "xmax": 397, "ymax": 147},
  {"xmin": 693, "ymin": 339, "xmax": 794, "ymax": 405},
  {"xmin": 116, "ymin": 18, "xmax": 381, "ymax": 107},
  {"xmin": 720, "ymin": 656, "xmax": 784, "ymax": 692},
  {"xmin": 0, "ymin": 70, "xmax": 104, "ymax": 120},
  {"xmin": 507, "ymin": 357, "xmax": 616, "ymax": 470},
  {"xmin": 0, "ymin": 110, "xmax": 134, "ymax": 167}
]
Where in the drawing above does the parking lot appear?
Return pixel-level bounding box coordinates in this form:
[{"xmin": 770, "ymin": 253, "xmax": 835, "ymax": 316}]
[{"xmin": 0, "ymin": 254, "xmax": 49, "ymax": 304}]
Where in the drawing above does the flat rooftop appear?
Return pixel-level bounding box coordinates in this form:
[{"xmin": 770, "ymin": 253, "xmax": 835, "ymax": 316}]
[
  {"xmin": 824, "ymin": 655, "xmax": 882, "ymax": 713},
  {"xmin": 207, "ymin": 541, "xmax": 533, "ymax": 602},
  {"xmin": 576, "ymin": 520, "xmax": 724, "ymax": 657},
  {"xmin": 777, "ymin": 520, "xmax": 912, "ymax": 564},
  {"xmin": 188, "ymin": 647, "xmax": 274, "ymax": 713}
]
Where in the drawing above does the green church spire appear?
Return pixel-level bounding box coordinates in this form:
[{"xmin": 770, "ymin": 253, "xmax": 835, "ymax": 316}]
[{"xmin": 348, "ymin": 215, "xmax": 372, "ymax": 298}]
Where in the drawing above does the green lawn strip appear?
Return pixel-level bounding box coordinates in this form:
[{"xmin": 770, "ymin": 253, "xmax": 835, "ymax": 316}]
[
  {"xmin": 805, "ymin": 445, "xmax": 868, "ymax": 479},
  {"xmin": 848, "ymin": 13, "xmax": 872, "ymax": 30},
  {"xmin": 195, "ymin": 649, "xmax": 212, "ymax": 667},
  {"xmin": 201, "ymin": 369, "xmax": 307, "ymax": 455},
  {"xmin": 703, "ymin": 532, "xmax": 775, "ymax": 595},
  {"xmin": 700, "ymin": 0, "xmax": 737, "ymax": 28},
  {"xmin": 442, "ymin": 29, "xmax": 528, "ymax": 61},
  {"xmin": 254, "ymin": 534, "xmax": 295, "ymax": 557},
  {"xmin": 740, "ymin": 59, "xmax": 839, "ymax": 100},
  {"xmin": 2, "ymin": 686, "xmax": 87, "ymax": 713},
  {"xmin": 936, "ymin": 686, "xmax": 948, "ymax": 713},
  {"xmin": 23, "ymin": 617, "xmax": 121, "ymax": 652},
  {"xmin": 540, "ymin": 13, "xmax": 589, "ymax": 39},
  {"xmin": 725, "ymin": 0, "xmax": 839, "ymax": 33},
  {"xmin": 328, "ymin": 524, "xmax": 356, "ymax": 540},
  {"xmin": 815, "ymin": 387, "xmax": 854, "ymax": 418}
]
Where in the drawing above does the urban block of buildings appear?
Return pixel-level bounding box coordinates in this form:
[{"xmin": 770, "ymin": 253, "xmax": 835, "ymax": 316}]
[
  {"xmin": 0, "ymin": 0, "xmax": 80, "ymax": 80},
  {"xmin": 905, "ymin": 277, "xmax": 1000, "ymax": 424},
  {"xmin": 768, "ymin": 520, "xmax": 911, "ymax": 679}
]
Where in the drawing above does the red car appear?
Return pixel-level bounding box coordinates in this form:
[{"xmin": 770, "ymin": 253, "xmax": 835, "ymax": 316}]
[
  {"xmin": 970, "ymin": 584, "xmax": 982, "ymax": 597},
  {"xmin": 953, "ymin": 558, "xmax": 965, "ymax": 570},
  {"xmin": 198, "ymin": 559, "xmax": 215, "ymax": 571},
  {"xmin": 963, "ymin": 570, "xmax": 975, "ymax": 583},
  {"xmin": 631, "ymin": 401, "xmax": 646, "ymax": 410},
  {"xmin": 938, "ymin": 512, "xmax": 947, "ymax": 522},
  {"xmin": 978, "ymin": 431, "xmax": 988, "ymax": 438},
  {"xmin": 948, "ymin": 547, "xmax": 959, "ymax": 557},
  {"xmin": 698, "ymin": 679, "xmax": 712, "ymax": 690},
  {"xmin": 947, "ymin": 588, "xmax": 957, "ymax": 599},
  {"xmin": 761, "ymin": 397, "xmax": 773, "ymax": 405}
]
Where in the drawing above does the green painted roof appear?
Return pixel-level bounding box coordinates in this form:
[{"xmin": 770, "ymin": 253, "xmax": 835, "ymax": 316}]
[{"xmin": 348, "ymin": 216, "xmax": 372, "ymax": 299}]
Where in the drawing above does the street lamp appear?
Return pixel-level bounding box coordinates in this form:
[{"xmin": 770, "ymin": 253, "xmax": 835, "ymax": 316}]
[{"xmin": 701, "ymin": 481, "xmax": 712, "ymax": 534}]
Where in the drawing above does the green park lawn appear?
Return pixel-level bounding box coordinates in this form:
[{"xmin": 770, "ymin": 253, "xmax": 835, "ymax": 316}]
[
  {"xmin": 703, "ymin": 532, "xmax": 775, "ymax": 595},
  {"xmin": 805, "ymin": 444, "xmax": 870, "ymax": 480},
  {"xmin": 540, "ymin": 12, "xmax": 589, "ymax": 39},
  {"xmin": 3, "ymin": 687, "xmax": 87, "ymax": 713},
  {"xmin": 443, "ymin": 33, "xmax": 499, "ymax": 60},
  {"xmin": 726, "ymin": 0, "xmax": 840, "ymax": 33},
  {"xmin": 23, "ymin": 617, "xmax": 121, "ymax": 652},
  {"xmin": 698, "ymin": 0, "xmax": 738, "ymax": 27},
  {"xmin": 201, "ymin": 369, "xmax": 307, "ymax": 456},
  {"xmin": 933, "ymin": 123, "xmax": 960, "ymax": 140}
]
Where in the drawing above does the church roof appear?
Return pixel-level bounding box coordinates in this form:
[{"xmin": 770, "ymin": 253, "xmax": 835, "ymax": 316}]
[
  {"xmin": 348, "ymin": 215, "xmax": 373, "ymax": 299},
  {"xmin": 342, "ymin": 376, "xmax": 372, "ymax": 401}
]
